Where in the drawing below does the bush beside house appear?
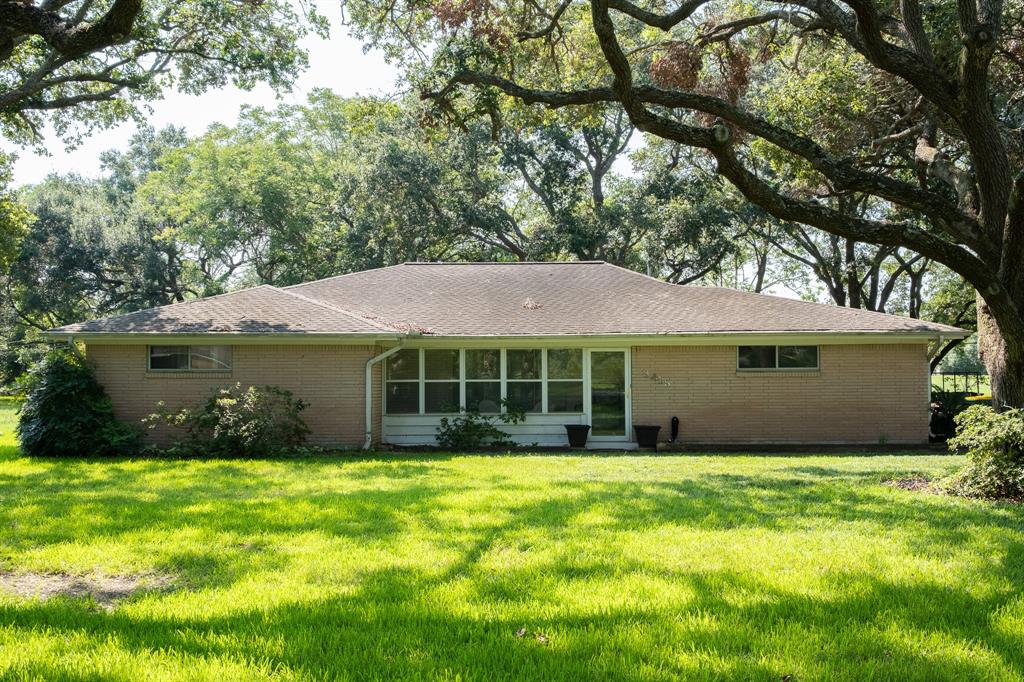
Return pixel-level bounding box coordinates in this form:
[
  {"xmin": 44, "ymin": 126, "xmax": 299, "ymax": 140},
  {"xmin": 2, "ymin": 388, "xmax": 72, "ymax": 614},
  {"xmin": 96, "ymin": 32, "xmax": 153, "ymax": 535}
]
[
  {"xmin": 146, "ymin": 383, "xmax": 311, "ymax": 457},
  {"xmin": 17, "ymin": 348, "xmax": 139, "ymax": 456},
  {"xmin": 947, "ymin": 406, "xmax": 1024, "ymax": 501}
]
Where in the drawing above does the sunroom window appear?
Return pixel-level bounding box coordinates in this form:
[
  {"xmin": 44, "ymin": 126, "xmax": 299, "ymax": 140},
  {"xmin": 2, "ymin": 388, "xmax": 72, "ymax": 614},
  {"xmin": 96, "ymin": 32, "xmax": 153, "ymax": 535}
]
[
  {"xmin": 465, "ymin": 349, "xmax": 500, "ymax": 413},
  {"xmin": 384, "ymin": 348, "xmax": 590, "ymax": 416},
  {"xmin": 385, "ymin": 349, "xmax": 419, "ymax": 414},
  {"xmin": 547, "ymin": 349, "xmax": 584, "ymax": 412},
  {"xmin": 506, "ymin": 349, "xmax": 542, "ymax": 413},
  {"xmin": 424, "ymin": 349, "xmax": 460, "ymax": 413}
]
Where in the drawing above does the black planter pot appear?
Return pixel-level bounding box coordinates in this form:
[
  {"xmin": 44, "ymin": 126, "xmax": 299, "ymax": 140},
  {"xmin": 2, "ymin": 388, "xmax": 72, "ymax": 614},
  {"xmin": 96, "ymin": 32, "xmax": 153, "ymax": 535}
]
[
  {"xmin": 565, "ymin": 424, "xmax": 591, "ymax": 448},
  {"xmin": 633, "ymin": 424, "xmax": 661, "ymax": 449}
]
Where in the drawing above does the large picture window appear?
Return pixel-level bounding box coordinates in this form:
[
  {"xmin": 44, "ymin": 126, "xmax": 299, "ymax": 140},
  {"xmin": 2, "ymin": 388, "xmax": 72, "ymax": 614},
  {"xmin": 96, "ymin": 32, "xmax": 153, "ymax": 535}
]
[
  {"xmin": 149, "ymin": 345, "xmax": 232, "ymax": 371},
  {"xmin": 737, "ymin": 345, "xmax": 818, "ymax": 370},
  {"xmin": 384, "ymin": 348, "xmax": 589, "ymax": 416}
]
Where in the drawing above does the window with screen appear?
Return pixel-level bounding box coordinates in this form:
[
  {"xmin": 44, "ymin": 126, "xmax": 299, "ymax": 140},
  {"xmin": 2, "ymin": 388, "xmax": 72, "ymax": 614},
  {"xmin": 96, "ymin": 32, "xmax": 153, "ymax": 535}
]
[
  {"xmin": 737, "ymin": 345, "xmax": 818, "ymax": 370},
  {"xmin": 149, "ymin": 346, "xmax": 232, "ymax": 371},
  {"xmin": 424, "ymin": 349, "xmax": 460, "ymax": 413},
  {"xmin": 465, "ymin": 349, "xmax": 500, "ymax": 413},
  {"xmin": 546, "ymin": 348, "xmax": 584, "ymax": 412},
  {"xmin": 385, "ymin": 349, "xmax": 420, "ymax": 414},
  {"xmin": 506, "ymin": 349, "xmax": 543, "ymax": 413}
]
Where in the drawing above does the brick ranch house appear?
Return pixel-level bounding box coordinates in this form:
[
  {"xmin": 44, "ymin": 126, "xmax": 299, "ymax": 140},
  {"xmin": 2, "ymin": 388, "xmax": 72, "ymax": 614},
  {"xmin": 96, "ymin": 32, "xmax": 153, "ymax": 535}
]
[{"xmin": 47, "ymin": 261, "xmax": 968, "ymax": 448}]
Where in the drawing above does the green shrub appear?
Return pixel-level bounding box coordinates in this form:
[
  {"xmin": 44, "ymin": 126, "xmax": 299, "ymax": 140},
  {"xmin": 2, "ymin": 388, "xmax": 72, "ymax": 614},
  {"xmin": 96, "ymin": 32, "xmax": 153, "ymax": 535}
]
[
  {"xmin": 947, "ymin": 406, "xmax": 1024, "ymax": 500},
  {"xmin": 17, "ymin": 347, "xmax": 140, "ymax": 457},
  {"xmin": 147, "ymin": 383, "xmax": 310, "ymax": 457},
  {"xmin": 436, "ymin": 400, "xmax": 526, "ymax": 450}
]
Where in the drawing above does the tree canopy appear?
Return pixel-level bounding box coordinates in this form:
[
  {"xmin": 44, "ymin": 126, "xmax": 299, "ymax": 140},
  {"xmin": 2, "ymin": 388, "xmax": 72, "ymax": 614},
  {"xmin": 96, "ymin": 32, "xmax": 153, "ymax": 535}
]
[
  {"xmin": 338, "ymin": 0, "xmax": 1024, "ymax": 405},
  {"xmin": 0, "ymin": 0, "xmax": 324, "ymax": 144}
]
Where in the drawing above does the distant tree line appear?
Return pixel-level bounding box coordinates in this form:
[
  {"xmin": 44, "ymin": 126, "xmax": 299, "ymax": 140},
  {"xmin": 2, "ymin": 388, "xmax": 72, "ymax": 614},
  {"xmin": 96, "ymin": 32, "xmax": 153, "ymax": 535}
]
[{"xmin": 0, "ymin": 92, "xmax": 974, "ymax": 387}]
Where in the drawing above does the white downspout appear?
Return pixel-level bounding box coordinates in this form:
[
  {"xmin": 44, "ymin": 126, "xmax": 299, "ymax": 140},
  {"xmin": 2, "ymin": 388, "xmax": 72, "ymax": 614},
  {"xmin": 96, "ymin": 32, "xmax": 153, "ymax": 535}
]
[{"xmin": 364, "ymin": 343, "xmax": 405, "ymax": 450}]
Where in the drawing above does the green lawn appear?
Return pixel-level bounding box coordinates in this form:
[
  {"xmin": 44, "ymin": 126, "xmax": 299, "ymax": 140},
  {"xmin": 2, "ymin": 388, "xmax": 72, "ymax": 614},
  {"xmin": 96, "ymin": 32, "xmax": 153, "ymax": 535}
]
[
  {"xmin": 0, "ymin": 415, "xmax": 1022, "ymax": 680},
  {"xmin": 0, "ymin": 399, "xmax": 19, "ymax": 459}
]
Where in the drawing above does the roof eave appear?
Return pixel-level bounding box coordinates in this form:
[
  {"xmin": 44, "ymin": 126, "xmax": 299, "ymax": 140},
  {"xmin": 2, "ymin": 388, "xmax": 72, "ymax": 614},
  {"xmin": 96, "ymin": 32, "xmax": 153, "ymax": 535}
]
[
  {"xmin": 42, "ymin": 331, "xmax": 404, "ymax": 344},
  {"xmin": 45, "ymin": 328, "xmax": 970, "ymax": 345}
]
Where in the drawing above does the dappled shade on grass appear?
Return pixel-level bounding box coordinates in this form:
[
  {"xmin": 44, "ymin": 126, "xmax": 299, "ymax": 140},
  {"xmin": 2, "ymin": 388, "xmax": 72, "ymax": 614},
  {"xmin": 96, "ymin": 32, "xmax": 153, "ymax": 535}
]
[{"xmin": 0, "ymin": 450, "xmax": 1021, "ymax": 681}]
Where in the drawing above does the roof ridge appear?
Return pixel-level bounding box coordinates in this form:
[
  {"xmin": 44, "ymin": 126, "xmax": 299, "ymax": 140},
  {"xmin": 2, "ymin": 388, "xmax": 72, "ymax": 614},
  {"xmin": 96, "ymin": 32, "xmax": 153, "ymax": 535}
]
[
  {"xmin": 284, "ymin": 263, "xmax": 409, "ymax": 291},
  {"xmin": 270, "ymin": 287, "xmax": 398, "ymax": 333},
  {"xmin": 399, "ymin": 260, "xmax": 606, "ymax": 265}
]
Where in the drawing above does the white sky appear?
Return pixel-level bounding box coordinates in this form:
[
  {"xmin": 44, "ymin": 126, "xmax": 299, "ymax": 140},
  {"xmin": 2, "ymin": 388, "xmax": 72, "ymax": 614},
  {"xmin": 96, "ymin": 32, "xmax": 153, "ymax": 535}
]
[{"xmin": 4, "ymin": 8, "xmax": 401, "ymax": 186}]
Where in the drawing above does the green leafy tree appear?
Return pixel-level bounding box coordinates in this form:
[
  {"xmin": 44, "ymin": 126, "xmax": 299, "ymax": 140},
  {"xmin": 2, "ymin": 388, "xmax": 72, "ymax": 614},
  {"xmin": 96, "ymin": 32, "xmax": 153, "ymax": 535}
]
[
  {"xmin": 0, "ymin": 0, "xmax": 324, "ymax": 144},
  {"xmin": 0, "ymin": 152, "xmax": 29, "ymax": 272},
  {"xmin": 341, "ymin": 0, "xmax": 1024, "ymax": 407},
  {"xmin": 0, "ymin": 127, "xmax": 198, "ymax": 385}
]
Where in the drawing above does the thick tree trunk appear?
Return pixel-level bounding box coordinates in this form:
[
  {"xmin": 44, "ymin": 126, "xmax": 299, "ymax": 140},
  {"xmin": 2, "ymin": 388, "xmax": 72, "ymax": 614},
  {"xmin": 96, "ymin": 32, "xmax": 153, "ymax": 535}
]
[
  {"xmin": 844, "ymin": 239, "xmax": 861, "ymax": 308},
  {"xmin": 977, "ymin": 292, "xmax": 1024, "ymax": 409},
  {"xmin": 930, "ymin": 338, "xmax": 964, "ymax": 372}
]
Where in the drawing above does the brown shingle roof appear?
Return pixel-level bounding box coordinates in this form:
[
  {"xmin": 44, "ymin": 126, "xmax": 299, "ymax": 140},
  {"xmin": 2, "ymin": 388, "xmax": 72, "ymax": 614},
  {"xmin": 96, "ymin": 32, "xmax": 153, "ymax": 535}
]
[
  {"xmin": 52, "ymin": 285, "xmax": 392, "ymax": 335},
  {"xmin": 51, "ymin": 262, "xmax": 967, "ymax": 337},
  {"xmin": 286, "ymin": 261, "xmax": 965, "ymax": 336}
]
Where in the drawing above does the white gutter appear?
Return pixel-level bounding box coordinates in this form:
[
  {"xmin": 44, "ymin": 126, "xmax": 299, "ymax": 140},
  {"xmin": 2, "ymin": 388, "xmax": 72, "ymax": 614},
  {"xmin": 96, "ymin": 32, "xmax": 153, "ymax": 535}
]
[{"xmin": 363, "ymin": 343, "xmax": 405, "ymax": 450}]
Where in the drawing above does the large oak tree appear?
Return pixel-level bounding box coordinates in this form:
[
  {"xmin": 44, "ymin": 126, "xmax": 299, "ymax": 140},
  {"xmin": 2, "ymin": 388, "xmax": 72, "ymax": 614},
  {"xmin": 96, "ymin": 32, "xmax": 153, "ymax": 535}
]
[
  {"xmin": 0, "ymin": 0, "xmax": 322, "ymax": 143},
  {"xmin": 343, "ymin": 0, "xmax": 1024, "ymax": 407}
]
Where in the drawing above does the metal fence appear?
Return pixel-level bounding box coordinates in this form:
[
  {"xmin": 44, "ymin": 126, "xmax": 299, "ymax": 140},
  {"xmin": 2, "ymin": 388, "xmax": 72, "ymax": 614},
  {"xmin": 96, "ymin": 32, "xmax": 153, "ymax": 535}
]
[
  {"xmin": 929, "ymin": 373, "xmax": 991, "ymax": 440},
  {"xmin": 931, "ymin": 372, "xmax": 989, "ymax": 396}
]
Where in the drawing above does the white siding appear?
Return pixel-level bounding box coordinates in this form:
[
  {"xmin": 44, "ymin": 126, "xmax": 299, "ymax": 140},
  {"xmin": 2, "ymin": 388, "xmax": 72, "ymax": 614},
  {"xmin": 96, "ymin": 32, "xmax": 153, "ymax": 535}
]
[{"xmin": 382, "ymin": 412, "xmax": 589, "ymax": 447}]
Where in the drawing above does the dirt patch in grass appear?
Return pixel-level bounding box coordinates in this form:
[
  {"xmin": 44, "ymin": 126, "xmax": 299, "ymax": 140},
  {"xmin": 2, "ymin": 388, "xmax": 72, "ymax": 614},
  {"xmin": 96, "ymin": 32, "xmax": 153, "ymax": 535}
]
[
  {"xmin": 885, "ymin": 476, "xmax": 939, "ymax": 493},
  {"xmin": 885, "ymin": 476, "xmax": 1022, "ymax": 504},
  {"xmin": 0, "ymin": 571, "xmax": 175, "ymax": 608}
]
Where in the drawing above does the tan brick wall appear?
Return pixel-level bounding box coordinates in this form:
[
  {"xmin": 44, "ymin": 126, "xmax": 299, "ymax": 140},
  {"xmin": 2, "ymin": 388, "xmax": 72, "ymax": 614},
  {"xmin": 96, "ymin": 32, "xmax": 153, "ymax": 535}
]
[
  {"xmin": 631, "ymin": 344, "xmax": 930, "ymax": 444},
  {"xmin": 86, "ymin": 344, "xmax": 384, "ymax": 447}
]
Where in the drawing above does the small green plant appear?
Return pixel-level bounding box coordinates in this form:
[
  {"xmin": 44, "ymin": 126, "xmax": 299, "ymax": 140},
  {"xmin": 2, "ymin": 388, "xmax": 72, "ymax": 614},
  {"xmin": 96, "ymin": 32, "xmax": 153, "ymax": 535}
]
[
  {"xmin": 146, "ymin": 383, "xmax": 311, "ymax": 457},
  {"xmin": 435, "ymin": 400, "xmax": 526, "ymax": 450},
  {"xmin": 946, "ymin": 405, "xmax": 1024, "ymax": 500},
  {"xmin": 17, "ymin": 347, "xmax": 140, "ymax": 456}
]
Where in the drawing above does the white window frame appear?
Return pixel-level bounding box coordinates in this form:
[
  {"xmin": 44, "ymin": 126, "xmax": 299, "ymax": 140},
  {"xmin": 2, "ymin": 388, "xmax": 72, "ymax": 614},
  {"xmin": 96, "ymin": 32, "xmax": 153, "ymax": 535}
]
[
  {"xmin": 545, "ymin": 348, "xmax": 585, "ymax": 415},
  {"xmin": 422, "ymin": 349, "xmax": 461, "ymax": 414},
  {"xmin": 504, "ymin": 348, "xmax": 544, "ymax": 415},
  {"xmin": 463, "ymin": 348, "xmax": 501, "ymax": 414},
  {"xmin": 147, "ymin": 345, "xmax": 233, "ymax": 372},
  {"xmin": 736, "ymin": 345, "xmax": 820, "ymax": 371},
  {"xmin": 383, "ymin": 348, "xmax": 420, "ymax": 415}
]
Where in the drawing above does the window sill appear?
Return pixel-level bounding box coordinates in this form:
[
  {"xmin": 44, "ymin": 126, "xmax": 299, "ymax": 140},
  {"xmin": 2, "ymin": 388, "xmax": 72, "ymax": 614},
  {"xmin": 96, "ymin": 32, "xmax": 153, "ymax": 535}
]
[
  {"xmin": 735, "ymin": 369, "xmax": 820, "ymax": 377},
  {"xmin": 146, "ymin": 371, "xmax": 233, "ymax": 379},
  {"xmin": 384, "ymin": 411, "xmax": 586, "ymax": 418}
]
